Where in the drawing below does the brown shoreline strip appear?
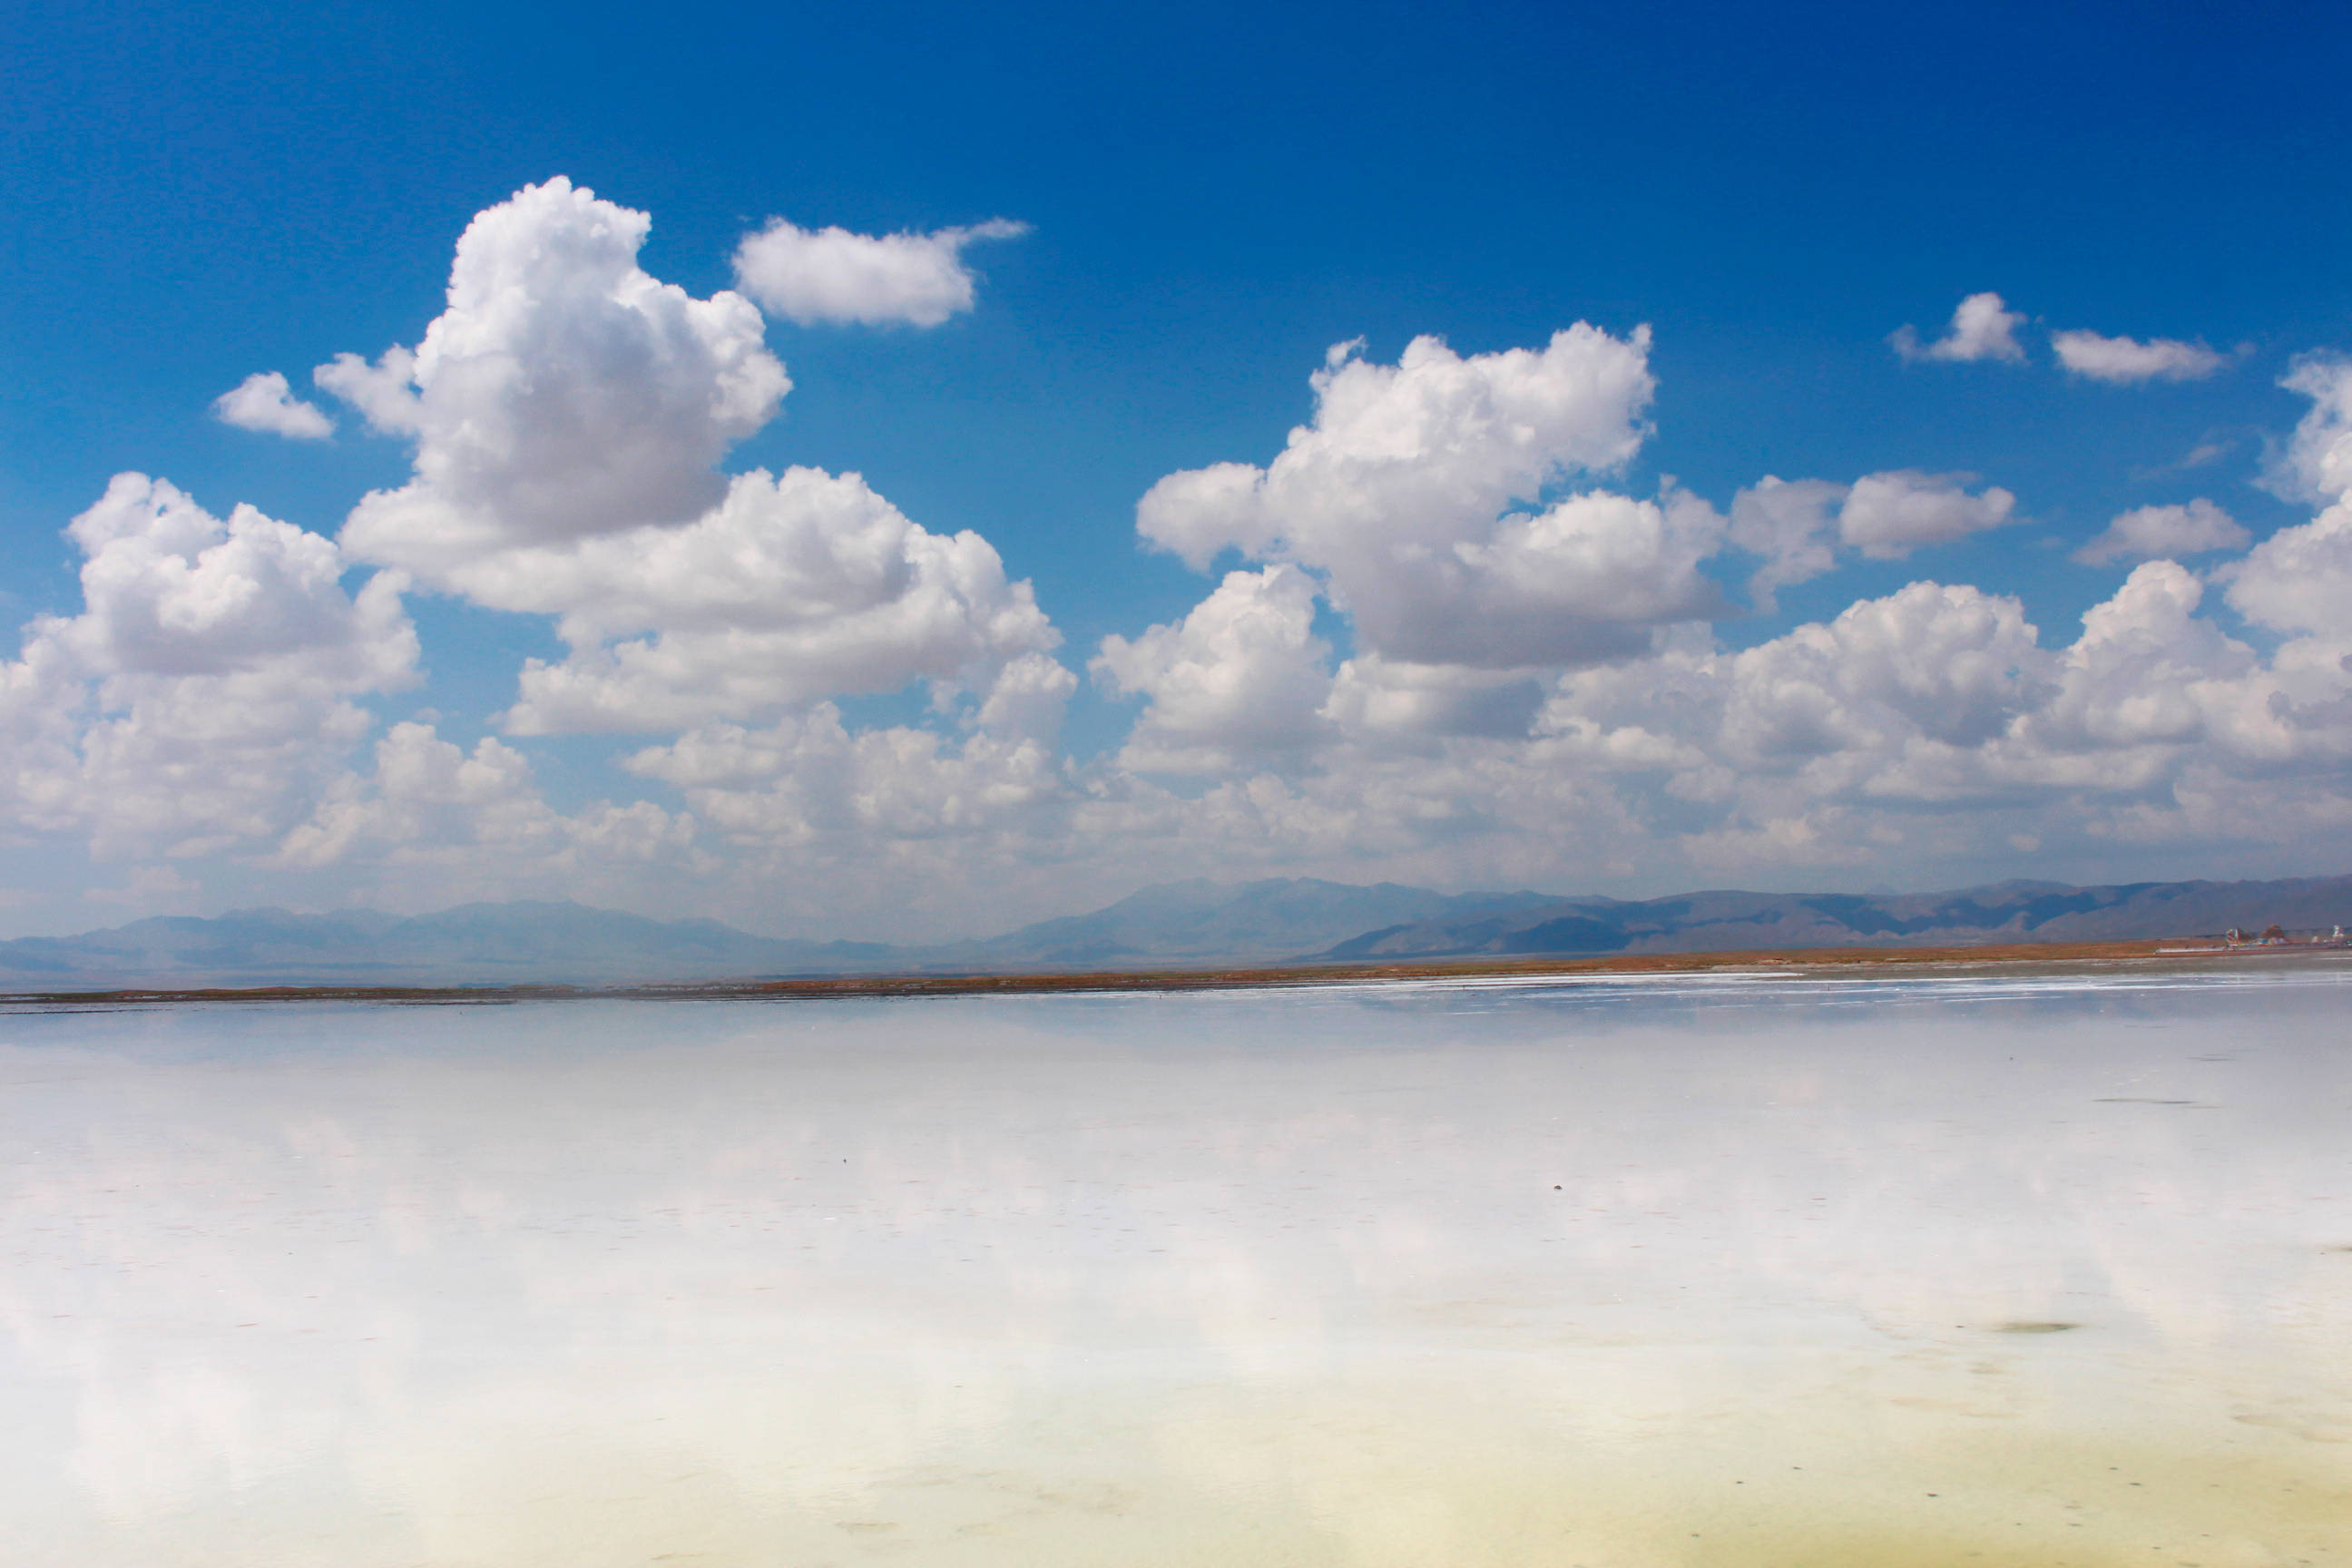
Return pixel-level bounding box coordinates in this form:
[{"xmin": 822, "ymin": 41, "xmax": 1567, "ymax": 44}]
[{"xmin": 5, "ymin": 938, "xmax": 2339, "ymax": 1008}]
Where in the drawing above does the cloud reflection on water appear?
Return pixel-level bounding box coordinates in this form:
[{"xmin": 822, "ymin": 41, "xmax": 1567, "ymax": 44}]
[{"xmin": 3, "ymin": 970, "xmax": 2349, "ymax": 1564}]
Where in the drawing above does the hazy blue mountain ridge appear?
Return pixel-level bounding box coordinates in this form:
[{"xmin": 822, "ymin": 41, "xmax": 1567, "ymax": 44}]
[
  {"xmin": 1318, "ymin": 876, "xmax": 2352, "ymax": 958},
  {"xmin": 940, "ymin": 877, "xmax": 1556, "ymax": 966},
  {"xmin": 2, "ymin": 874, "xmax": 2347, "ymax": 989},
  {"xmin": 0, "ymin": 901, "xmax": 894, "ymax": 986},
  {"xmin": 0, "ymin": 881, "xmax": 1544, "ymax": 987}
]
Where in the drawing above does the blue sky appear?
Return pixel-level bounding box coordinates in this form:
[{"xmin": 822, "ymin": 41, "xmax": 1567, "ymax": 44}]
[{"xmin": 5, "ymin": 0, "xmax": 2352, "ymax": 937}]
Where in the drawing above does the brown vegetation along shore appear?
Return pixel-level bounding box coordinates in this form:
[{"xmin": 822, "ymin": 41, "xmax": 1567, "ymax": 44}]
[{"xmin": 6, "ymin": 936, "xmax": 2346, "ymax": 1009}]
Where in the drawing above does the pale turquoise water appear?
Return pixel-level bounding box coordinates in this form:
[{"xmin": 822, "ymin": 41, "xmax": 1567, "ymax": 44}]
[{"xmin": 3, "ymin": 965, "xmax": 2349, "ymax": 1565}]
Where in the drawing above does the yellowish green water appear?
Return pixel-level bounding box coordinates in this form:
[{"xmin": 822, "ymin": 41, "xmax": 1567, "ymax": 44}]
[{"xmin": 2, "ymin": 967, "xmax": 2347, "ymax": 1564}]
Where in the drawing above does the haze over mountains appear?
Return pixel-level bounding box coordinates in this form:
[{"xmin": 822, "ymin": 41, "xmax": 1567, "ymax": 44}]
[
  {"xmin": 0, "ymin": 882, "xmax": 1551, "ymax": 989},
  {"xmin": 3, "ymin": 873, "xmax": 2348, "ymax": 990},
  {"xmin": 1319, "ymin": 877, "xmax": 2352, "ymax": 959}
]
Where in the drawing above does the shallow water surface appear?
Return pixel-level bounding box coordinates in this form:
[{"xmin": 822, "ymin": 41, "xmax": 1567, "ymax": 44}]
[{"xmin": 4, "ymin": 966, "xmax": 2349, "ymax": 1565}]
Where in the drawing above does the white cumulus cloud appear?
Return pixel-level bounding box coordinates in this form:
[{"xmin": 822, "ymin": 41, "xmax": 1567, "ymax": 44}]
[
  {"xmin": 1133, "ymin": 329, "xmax": 1719, "ymax": 673},
  {"xmin": 324, "ymin": 176, "xmax": 789, "ymax": 571},
  {"xmin": 45, "ymin": 172, "xmax": 2352, "ymax": 925},
  {"xmin": 625, "ymin": 704, "xmax": 1067, "ymax": 849},
  {"xmin": 1138, "ymin": 329, "xmax": 1654, "ymax": 573},
  {"xmin": 309, "ymin": 178, "xmax": 1054, "ymax": 738},
  {"xmin": 973, "ymin": 652, "xmax": 1079, "ymax": 745},
  {"xmin": 1722, "ymin": 582, "xmax": 2053, "ymax": 763},
  {"xmin": 1890, "ymin": 292, "xmax": 2028, "ymax": 365},
  {"xmin": 1320, "ymin": 655, "xmax": 1545, "ymax": 743},
  {"xmin": 1063, "ymin": 534, "xmax": 2352, "ymax": 900},
  {"xmin": 2223, "ymin": 505, "xmax": 2352, "ymax": 639},
  {"xmin": 1727, "ymin": 475, "xmax": 1847, "ymax": 609},
  {"xmin": 2269, "ymin": 355, "xmax": 2352, "ymax": 505},
  {"xmin": 2073, "ymin": 499, "xmax": 2249, "ymax": 565},
  {"xmin": 282, "ymin": 720, "xmax": 693, "ymax": 877},
  {"xmin": 2224, "ymin": 362, "xmax": 2352, "ymax": 639},
  {"xmin": 1838, "ymin": 469, "xmax": 2018, "ymax": 558},
  {"xmin": 2051, "ymin": 328, "xmax": 2229, "ymax": 384},
  {"xmin": 2024, "ymin": 562, "xmax": 2256, "ymax": 753},
  {"xmin": 731, "ymin": 216, "xmax": 1028, "ymax": 328},
  {"xmin": 495, "ymin": 468, "xmax": 1060, "ymax": 735},
  {"xmin": 0, "ymin": 475, "xmax": 416, "ymax": 858},
  {"xmin": 211, "ymin": 371, "xmax": 334, "ymax": 439},
  {"xmin": 1092, "ymin": 565, "xmax": 1333, "ymax": 773}
]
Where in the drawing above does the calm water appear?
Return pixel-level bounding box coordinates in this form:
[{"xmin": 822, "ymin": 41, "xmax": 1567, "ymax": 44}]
[{"xmin": 3, "ymin": 965, "xmax": 2348, "ymax": 1566}]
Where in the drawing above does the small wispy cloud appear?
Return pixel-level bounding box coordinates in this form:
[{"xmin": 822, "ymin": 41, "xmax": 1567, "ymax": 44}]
[
  {"xmin": 2051, "ymin": 328, "xmax": 2230, "ymax": 384},
  {"xmin": 212, "ymin": 370, "xmax": 335, "ymax": 438},
  {"xmin": 2130, "ymin": 434, "xmax": 2233, "ymax": 484},
  {"xmin": 1890, "ymin": 292, "xmax": 2027, "ymax": 365},
  {"xmin": 732, "ymin": 216, "xmax": 1029, "ymax": 328},
  {"xmin": 2073, "ymin": 499, "xmax": 2249, "ymax": 565}
]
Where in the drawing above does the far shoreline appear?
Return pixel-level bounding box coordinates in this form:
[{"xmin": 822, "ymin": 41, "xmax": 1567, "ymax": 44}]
[{"xmin": 7, "ymin": 937, "xmax": 2349, "ymax": 1009}]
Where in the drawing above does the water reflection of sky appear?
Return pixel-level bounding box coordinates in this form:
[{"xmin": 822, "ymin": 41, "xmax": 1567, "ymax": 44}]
[{"xmin": 3, "ymin": 968, "xmax": 2348, "ymax": 1565}]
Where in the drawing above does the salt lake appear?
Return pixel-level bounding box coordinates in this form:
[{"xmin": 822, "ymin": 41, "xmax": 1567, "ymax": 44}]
[{"xmin": 4, "ymin": 962, "xmax": 2348, "ymax": 1565}]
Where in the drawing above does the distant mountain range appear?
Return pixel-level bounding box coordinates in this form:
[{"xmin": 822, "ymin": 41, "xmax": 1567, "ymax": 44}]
[
  {"xmin": 0, "ymin": 901, "xmax": 897, "ymax": 989},
  {"xmin": 943, "ymin": 877, "xmax": 1553, "ymax": 969},
  {"xmin": 0, "ymin": 880, "xmax": 1551, "ymax": 989},
  {"xmin": 2, "ymin": 873, "xmax": 2347, "ymax": 990},
  {"xmin": 1314, "ymin": 877, "xmax": 2352, "ymax": 959}
]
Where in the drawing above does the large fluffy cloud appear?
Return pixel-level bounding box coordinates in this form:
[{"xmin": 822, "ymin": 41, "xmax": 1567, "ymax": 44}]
[
  {"xmin": 1721, "ymin": 582, "xmax": 2053, "ymax": 765},
  {"xmin": 2269, "ymin": 356, "xmax": 2352, "ymax": 505},
  {"xmin": 282, "ymin": 720, "xmax": 693, "ymax": 877},
  {"xmin": 317, "ymin": 178, "xmax": 1059, "ymax": 737},
  {"xmin": 325, "ymin": 177, "xmax": 789, "ymax": 569},
  {"xmin": 730, "ymin": 217, "xmax": 1027, "ymax": 328},
  {"xmin": 485, "ymin": 468, "xmax": 1059, "ymax": 734},
  {"xmin": 1319, "ymin": 655, "xmax": 1546, "ymax": 745},
  {"xmin": 1137, "ymin": 328, "xmax": 1655, "ymax": 573},
  {"xmin": 2225, "ymin": 363, "xmax": 2352, "ymax": 638},
  {"xmin": 5, "ymin": 180, "xmax": 1075, "ymax": 923},
  {"xmin": 1092, "ymin": 566, "xmax": 1333, "ymax": 773},
  {"xmin": 27, "ymin": 172, "xmax": 2352, "ymax": 932},
  {"xmin": 1111, "ymin": 329, "xmax": 1746, "ymax": 765},
  {"xmin": 1, "ymin": 475, "xmax": 416, "ymax": 858},
  {"xmin": 1130, "ymin": 329, "xmax": 1724, "ymax": 679},
  {"xmin": 624, "ymin": 703, "xmax": 1068, "ymax": 858},
  {"xmin": 2222, "ymin": 506, "xmax": 2352, "ymax": 639},
  {"xmin": 2022, "ymin": 563, "xmax": 2258, "ymax": 756},
  {"xmin": 1112, "ymin": 328, "xmax": 2066, "ymax": 770},
  {"xmin": 1414, "ymin": 558, "xmax": 2344, "ymax": 880},
  {"xmin": 1066, "ymin": 430, "xmax": 2352, "ymax": 898}
]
